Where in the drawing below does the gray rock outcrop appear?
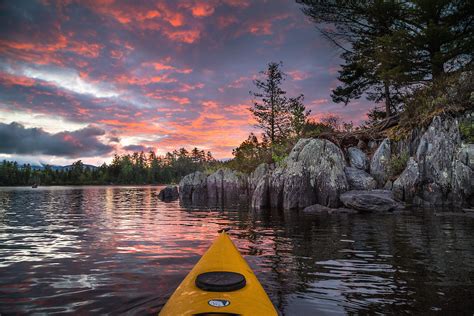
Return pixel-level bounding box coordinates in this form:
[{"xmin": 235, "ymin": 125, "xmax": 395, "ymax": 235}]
[
  {"xmin": 340, "ymin": 190, "xmax": 402, "ymax": 212},
  {"xmin": 249, "ymin": 163, "xmax": 273, "ymax": 210},
  {"xmin": 179, "ymin": 171, "xmax": 208, "ymax": 207},
  {"xmin": 248, "ymin": 163, "xmax": 271, "ymax": 193},
  {"xmin": 178, "ymin": 113, "xmax": 473, "ymax": 211},
  {"xmin": 370, "ymin": 138, "xmax": 391, "ymax": 186},
  {"xmin": 207, "ymin": 168, "xmax": 248, "ymax": 209},
  {"xmin": 457, "ymin": 144, "xmax": 474, "ymax": 169},
  {"xmin": 179, "ymin": 169, "xmax": 248, "ymax": 209},
  {"xmin": 392, "ymin": 157, "xmax": 420, "ymax": 203},
  {"xmin": 254, "ymin": 138, "xmax": 349, "ymax": 210},
  {"xmin": 347, "ymin": 147, "xmax": 369, "ymax": 170},
  {"xmin": 392, "ymin": 115, "xmax": 473, "ymax": 207},
  {"xmin": 158, "ymin": 185, "xmax": 179, "ymax": 202},
  {"xmin": 345, "ymin": 167, "xmax": 377, "ymax": 190}
]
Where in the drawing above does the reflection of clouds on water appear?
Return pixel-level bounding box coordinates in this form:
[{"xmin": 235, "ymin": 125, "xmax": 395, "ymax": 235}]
[
  {"xmin": 0, "ymin": 188, "xmax": 87, "ymax": 266},
  {"xmin": 0, "ymin": 186, "xmax": 474, "ymax": 314},
  {"xmin": 49, "ymin": 274, "xmax": 104, "ymax": 290},
  {"xmin": 0, "ymin": 229, "xmax": 82, "ymax": 267}
]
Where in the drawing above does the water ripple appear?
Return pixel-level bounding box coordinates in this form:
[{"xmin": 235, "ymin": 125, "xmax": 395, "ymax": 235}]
[{"xmin": 1, "ymin": 186, "xmax": 474, "ymax": 315}]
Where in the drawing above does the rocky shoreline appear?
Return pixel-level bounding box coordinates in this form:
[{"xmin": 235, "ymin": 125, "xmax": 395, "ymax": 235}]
[{"xmin": 176, "ymin": 113, "xmax": 473, "ymax": 212}]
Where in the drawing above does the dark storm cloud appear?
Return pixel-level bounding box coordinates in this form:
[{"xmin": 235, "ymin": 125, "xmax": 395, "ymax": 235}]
[{"xmin": 0, "ymin": 122, "xmax": 113, "ymax": 157}]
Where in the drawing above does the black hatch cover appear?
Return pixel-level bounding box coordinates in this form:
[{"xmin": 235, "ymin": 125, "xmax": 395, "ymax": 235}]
[{"xmin": 195, "ymin": 271, "xmax": 246, "ymax": 292}]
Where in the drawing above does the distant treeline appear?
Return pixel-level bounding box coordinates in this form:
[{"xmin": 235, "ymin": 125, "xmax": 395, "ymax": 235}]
[{"xmin": 0, "ymin": 148, "xmax": 220, "ymax": 186}]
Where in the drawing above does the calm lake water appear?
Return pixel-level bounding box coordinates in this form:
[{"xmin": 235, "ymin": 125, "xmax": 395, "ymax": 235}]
[{"xmin": 1, "ymin": 186, "xmax": 474, "ymax": 315}]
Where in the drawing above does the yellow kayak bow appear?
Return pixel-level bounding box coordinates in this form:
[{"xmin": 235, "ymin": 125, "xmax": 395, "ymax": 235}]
[{"xmin": 159, "ymin": 229, "xmax": 278, "ymax": 315}]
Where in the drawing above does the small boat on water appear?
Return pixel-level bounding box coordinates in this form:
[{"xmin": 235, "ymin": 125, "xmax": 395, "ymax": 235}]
[
  {"xmin": 159, "ymin": 229, "xmax": 278, "ymax": 316},
  {"xmin": 31, "ymin": 183, "xmax": 38, "ymax": 188}
]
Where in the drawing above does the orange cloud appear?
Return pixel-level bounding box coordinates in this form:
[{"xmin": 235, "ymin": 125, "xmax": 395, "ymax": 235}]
[
  {"xmin": 222, "ymin": 74, "xmax": 257, "ymax": 91},
  {"xmin": 249, "ymin": 21, "xmax": 273, "ymax": 35},
  {"xmin": 68, "ymin": 41, "xmax": 103, "ymax": 58},
  {"xmin": 147, "ymin": 60, "xmax": 192, "ymax": 74},
  {"xmin": 0, "ymin": 72, "xmax": 37, "ymax": 87},
  {"xmin": 178, "ymin": 82, "xmax": 205, "ymax": 92},
  {"xmin": 98, "ymin": 119, "xmax": 167, "ymax": 135},
  {"xmin": 145, "ymin": 92, "xmax": 190, "ymax": 105},
  {"xmin": 163, "ymin": 29, "xmax": 201, "ymax": 44},
  {"xmin": 188, "ymin": 2, "xmax": 215, "ymax": 17},
  {"xmin": 115, "ymin": 74, "xmax": 177, "ymax": 85},
  {"xmin": 310, "ymin": 98, "xmax": 329, "ymax": 106},
  {"xmin": 0, "ymin": 35, "xmax": 68, "ymax": 52},
  {"xmin": 288, "ymin": 70, "xmax": 311, "ymax": 81},
  {"xmin": 110, "ymin": 49, "xmax": 124, "ymax": 59},
  {"xmin": 234, "ymin": 13, "xmax": 290, "ymax": 38},
  {"xmin": 150, "ymin": 100, "xmax": 256, "ymax": 158},
  {"xmin": 0, "ymin": 34, "xmax": 102, "ymax": 70},
  {"xmin": 151, "ymin": 62, "xmax": 175, "ymax": 71},
  {"xmin": 85, "ymin": 1, "xmax": 197, "ymax": 43},
  {"xmin": 165, "ymin": 14, "xmax": 184, "ymax": 27},
  {"xmin": 165, "ymin": 95, "xmax": 190, "ymax": 105}
]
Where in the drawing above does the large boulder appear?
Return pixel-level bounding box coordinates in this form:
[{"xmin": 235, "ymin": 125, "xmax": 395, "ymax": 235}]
[
  {"xmin": 414, "ymin": 115, "xmax": 473, "ymax": 206},
  {"xmin": 158, "ymin": 185, "xmax": 179, "ymax": 202},
  {"xmin": 282, "ymin": 161, "xmax": 314, "ymax": 210},
  {"xmin": 416, "ymin": 116, "xmax": 460, "ymax": 194},
  {"xmin": 179, "ymin": 171, "xmax": 208, "ymax": 207},
  {"xmin": 347, "ymin": 147, "xmax": 369, "ymax": 170},
  {"xmin": 206, "ymin": 168, "xmax": 248, "ymax": 209},
  {"xmin": 251, "ymin": 177, "xmax": 270, "ymax": 210},
  {"xmin": 292, "ymin": 138, "xmax": 348, "ymax": 208},
  {"xmin": 179, "ymin": 169, "xmax": 248, "ymax": 209},
  {"xmin": 370, "ymin": 138, "xmax": 391, "ymax": 186},
  {"xmin": 250, "ymin": 138, "xmax": 348, "ymax": 210},
  {"xmin": 452, "ymin": 159, "xmax": 474, "ymax": 206},
  {"xmin": 345, "ymin": 167, "xmax": 377, "ymax": 190},
  {"xmin": 340, "ymin": 190, "xmax": 402, "ymax": 212},
  {"xmin": 248, "ymin": 163, "xmax": 271, "ymax": 194},
  {"xmin": 390, "ymin": 115, "xmax": 473, "ymax": 207},
  {"xmin": 250, "ymin": 163, "xmax": 274, "ymax": 210},
  {"xmin": 392, "ymin": 157, "xmax": 420, "ymax": 203}
]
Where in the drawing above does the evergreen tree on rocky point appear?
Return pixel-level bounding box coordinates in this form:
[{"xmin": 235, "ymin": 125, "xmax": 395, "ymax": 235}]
[{"xmin": 250, "ymin": 62, "xmax": 311, "ymax": 143}]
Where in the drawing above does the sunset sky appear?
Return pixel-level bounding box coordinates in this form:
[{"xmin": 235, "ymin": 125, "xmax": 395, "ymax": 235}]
[{"xmin": 0, "ymin": 0, "xmax": 373, "ymax": 165}]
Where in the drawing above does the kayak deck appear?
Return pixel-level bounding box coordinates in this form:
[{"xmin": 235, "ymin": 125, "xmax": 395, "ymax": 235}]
[{"xmin": 159, "ymin": 231, "xmax": 277, "ymax": 315}]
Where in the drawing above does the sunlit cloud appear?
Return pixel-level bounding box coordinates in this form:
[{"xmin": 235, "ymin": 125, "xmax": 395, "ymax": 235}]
[
  {"xmin": 288, "ymin": 70, "xmax": 311, "ymax": 81},
  {"xmin": 2, "ymin": 63, "xmax": 119, "ymax": 98}
]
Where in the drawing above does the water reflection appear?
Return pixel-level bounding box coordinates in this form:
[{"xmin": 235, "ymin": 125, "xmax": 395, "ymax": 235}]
[{"xmin": 0, "ymin": 186, "xmax": 474, "ymax": 314}]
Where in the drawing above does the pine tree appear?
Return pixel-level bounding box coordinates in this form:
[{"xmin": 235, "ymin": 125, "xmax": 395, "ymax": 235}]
[
  {"xmin": 250, "ymin": 62, "xmax": 311, "ymax": 142},
  {"xmin": 287, "ymin": 94, "xmax": 311, "ymax": 137},
  {"xmin": 298, "ymin": 0, "xmax": 474, "ymax": 117},
  {"xmin": 250, "ymin": 62, "xmax": 288, "ymax": 143}
]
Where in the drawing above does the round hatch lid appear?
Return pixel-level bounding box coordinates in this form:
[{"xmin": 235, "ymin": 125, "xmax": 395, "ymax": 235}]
[{"xmin": 195, "ymin": 271, "xmax": 246, "ymax": 292}]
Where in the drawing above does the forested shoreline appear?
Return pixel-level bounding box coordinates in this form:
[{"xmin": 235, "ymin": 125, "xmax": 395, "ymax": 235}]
[{"xmin": 0, "ymin": 148, "xmax": 220, "ymax": 186}]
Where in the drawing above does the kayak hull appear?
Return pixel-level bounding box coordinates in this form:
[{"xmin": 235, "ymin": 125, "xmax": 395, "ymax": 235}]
[{"xmin": 159, "ymin": 231, "xmax": 277, "ymax": 315}]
